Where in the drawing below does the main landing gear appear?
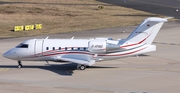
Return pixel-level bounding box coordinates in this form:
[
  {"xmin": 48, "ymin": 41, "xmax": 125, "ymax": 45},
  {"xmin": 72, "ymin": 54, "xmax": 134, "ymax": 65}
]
[
  {"xmin": 18, "ymin": 60, "xmax": 22, "ymax": 68},
  {"xmin": 77, "ymin": 64, "xmax": 86, "ymax": 70}
]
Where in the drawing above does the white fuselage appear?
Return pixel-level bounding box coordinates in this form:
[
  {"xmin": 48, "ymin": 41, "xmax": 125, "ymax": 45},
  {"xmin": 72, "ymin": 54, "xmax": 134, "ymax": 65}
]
[{"xmin": 3, "ymin": 38, "xmax": 155, "ymax": 62}]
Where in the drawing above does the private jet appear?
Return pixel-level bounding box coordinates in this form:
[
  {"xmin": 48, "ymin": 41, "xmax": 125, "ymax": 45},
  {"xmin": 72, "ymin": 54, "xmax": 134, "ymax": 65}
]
[{"xmin": 3, "ymin": 17, "xmax": 168, "ymax": 70}]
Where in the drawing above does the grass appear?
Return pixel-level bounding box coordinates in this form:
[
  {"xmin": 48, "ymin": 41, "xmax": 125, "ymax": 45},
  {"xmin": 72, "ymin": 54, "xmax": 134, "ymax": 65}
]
[{"xmin": 0, "ymin": 0, "xmax": 170, "ymax": 38}]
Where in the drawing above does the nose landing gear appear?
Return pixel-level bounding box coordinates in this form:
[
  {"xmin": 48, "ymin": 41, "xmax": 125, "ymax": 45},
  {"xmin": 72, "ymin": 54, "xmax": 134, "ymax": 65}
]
[{"xmin": 18, "ymin": 60, "xmax": 22, "ymax": 68}]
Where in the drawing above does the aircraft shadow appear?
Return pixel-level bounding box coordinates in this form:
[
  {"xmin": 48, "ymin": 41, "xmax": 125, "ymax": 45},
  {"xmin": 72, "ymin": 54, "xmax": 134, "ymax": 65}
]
[
  {"xmin": 88, "ymin": 66, "xmax": 118, "ymax": 69},
  {"xmin": 0, "ymin": 63, "xmax": 118, "ymax": 76},
  {"xmin": 0, "ymin": 63, "xmax": 77, "ymax": 76}
]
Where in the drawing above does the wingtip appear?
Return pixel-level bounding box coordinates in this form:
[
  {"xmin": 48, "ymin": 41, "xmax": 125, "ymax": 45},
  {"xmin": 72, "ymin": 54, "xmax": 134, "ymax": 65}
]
[
  {"xmin": 146, "ymin": 17, "xmax": 168, "ymax": 22},
  {"xmin": 164, "ymin": 17, "xmax": 174, "ymax": 19}
]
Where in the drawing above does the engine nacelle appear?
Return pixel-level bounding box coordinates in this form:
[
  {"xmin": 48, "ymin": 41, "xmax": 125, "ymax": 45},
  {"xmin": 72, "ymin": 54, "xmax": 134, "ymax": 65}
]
[{"xmin": 88, "ymin": 40, "xmax": 120, "ymax": 53}]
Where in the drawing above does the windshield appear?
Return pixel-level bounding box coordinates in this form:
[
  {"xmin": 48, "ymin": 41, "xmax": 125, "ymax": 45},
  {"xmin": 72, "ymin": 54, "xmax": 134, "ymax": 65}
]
[{"xmin": 16, "ymin": 44, "xmax": 29, "ymax": 48}]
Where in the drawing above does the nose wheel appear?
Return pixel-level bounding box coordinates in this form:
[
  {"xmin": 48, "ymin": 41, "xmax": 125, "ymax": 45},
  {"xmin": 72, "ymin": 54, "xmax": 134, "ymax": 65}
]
[{"xmin": 18, "ymin": 61, "xmax": 22, "ymax": 68}]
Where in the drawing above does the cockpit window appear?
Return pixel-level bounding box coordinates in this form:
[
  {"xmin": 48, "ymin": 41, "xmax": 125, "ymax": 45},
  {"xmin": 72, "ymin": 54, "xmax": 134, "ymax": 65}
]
[{"xmin": 16, "ymin": 44, "xmax": 29, "ymax": 48}]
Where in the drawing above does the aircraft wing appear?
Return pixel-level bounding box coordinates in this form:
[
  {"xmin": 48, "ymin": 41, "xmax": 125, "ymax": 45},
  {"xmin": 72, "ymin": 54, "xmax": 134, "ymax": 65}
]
[{"xmin": 57, "ymin": 54, "xmax": 96, "ymax": 66}]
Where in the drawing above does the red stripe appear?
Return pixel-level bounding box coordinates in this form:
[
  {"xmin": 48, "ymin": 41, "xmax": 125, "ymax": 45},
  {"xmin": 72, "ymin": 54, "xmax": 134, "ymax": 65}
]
[
  {"xmin": 99, "ymin": 47, "xmax": 147, "ymax": 56},
  {"xmin": 27, "ymin": 47, "xmax": 147, "ymax": 58},
  {"xmin": 120, "ymin": 34, "xmax": 150, "ymax": 48}
]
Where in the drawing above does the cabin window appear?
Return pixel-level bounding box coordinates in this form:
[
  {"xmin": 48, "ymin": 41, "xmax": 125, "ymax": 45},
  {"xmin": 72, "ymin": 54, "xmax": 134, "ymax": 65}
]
[
  {"xmin": 46, "ymin": 47, "xmax": 49, "ymax": 50},
  {"xmin": 52, "ymin": 47, "xmax": 55, "ymax": 50},
  {"xmin": 71, "ymin": 47, "xmax": 74, "ymax": 50},
  {"xmin": 65, "ymin": 47, "xmax": 67, "ymax": 50},
  {"xmin": 16, "ymin": 44, "xmax": 29, "ymax": 48},
  {"xmin": 59, "ymin": 47, "xmax": 61, "ymax": 50},
  {"xmin": 84, "ymin": 47, "xmax": 87, "ymax": 50},
  {"xmin": 78, "ymin": 47, "xmax": 80, "ymax": 50}
]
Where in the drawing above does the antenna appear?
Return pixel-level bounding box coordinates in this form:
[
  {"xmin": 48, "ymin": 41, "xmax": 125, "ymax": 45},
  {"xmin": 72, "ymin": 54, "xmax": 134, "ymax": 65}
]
[
  {"xmin": 45, "ymin": 36, "xmax": 49, "ymax": 39},
  {"xmin": 71, "ymin": 36, "xmax": 74, "ymax": 39}
]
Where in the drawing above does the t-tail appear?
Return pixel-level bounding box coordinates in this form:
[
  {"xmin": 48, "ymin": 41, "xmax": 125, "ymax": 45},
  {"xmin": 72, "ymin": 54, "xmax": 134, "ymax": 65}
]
[
  {"xmin": 126, "ymin": 17, "xmax": 167, "ymax": 45},
  {"xmin": 119, "ymin": 17, "xmax": 168, "ymax": 55}
]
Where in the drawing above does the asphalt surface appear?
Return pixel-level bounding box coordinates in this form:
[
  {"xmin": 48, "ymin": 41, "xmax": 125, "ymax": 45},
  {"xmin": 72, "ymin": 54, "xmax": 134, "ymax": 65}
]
[{"xmin": 97, "ymin": 0, "xmax": 180, "ymax": 19}]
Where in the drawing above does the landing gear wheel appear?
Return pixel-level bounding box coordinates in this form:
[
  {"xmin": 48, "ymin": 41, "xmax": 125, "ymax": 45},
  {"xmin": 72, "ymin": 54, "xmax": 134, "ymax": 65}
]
[
  {"xmin": 18, "ymin": 64, "xmax": 22, "ymax": 68},
  {"xmin": 79, "ymin": 65, "xmax": 86, "ymax": 70},
  {"xmin": 77, "ymin": 64, "xmax": 86, "ymax": 70},
  {"xmin": 18, "ymin": 60, "xmax": 22, "ymax": 68}
]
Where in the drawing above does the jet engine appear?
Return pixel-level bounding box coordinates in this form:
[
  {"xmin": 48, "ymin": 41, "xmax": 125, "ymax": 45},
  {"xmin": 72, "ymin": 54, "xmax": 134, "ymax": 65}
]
[{"xmin": 88, "ymin": 40, "xmax": 120, "ymax": 53}]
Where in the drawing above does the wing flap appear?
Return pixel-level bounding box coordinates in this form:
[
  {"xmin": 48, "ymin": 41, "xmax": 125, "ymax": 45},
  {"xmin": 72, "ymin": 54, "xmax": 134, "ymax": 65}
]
[{"xmin": 57, "ymin": 54, "xmax": 96, "ymax": 66}]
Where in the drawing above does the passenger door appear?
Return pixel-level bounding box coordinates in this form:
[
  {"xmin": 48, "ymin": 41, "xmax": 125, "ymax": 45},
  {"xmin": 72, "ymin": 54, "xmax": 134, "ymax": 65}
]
[{"xmin": 34, "ymin": 40, "xmax": 43, "ymax": 56}]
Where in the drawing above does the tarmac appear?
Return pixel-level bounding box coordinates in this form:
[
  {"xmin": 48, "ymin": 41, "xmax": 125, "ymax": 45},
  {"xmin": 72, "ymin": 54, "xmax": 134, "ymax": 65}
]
[
  {"xmin": 0, "ymin": 21, "xmax": 180, "ymax": 93},
  {"xmin": 97, "ymin": 0, "xmax": 180, "ymax": 19}
]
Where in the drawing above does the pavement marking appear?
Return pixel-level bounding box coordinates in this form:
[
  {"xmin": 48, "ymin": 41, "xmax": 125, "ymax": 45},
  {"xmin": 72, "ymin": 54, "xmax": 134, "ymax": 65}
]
[
  {"xmin": 130, "ymin": 0, "xmax": 180, "ymax": 9},
  {"xmin": 0, "ymin": 68, "xmax": 10, "ymax": 72},
  {"xmin": 153, "ymin": 42, "xmax": 180, "ymax": 46},
  {"xmin": 88, "ymin": 67, "xmax": 180, "ymax": 72}
]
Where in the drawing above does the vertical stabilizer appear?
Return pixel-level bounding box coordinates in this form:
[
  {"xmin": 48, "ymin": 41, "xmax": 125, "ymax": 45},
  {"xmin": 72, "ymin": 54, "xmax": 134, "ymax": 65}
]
[{"xmin": 126, "ymin": 17, "xmax": 167, "ymax": 44}]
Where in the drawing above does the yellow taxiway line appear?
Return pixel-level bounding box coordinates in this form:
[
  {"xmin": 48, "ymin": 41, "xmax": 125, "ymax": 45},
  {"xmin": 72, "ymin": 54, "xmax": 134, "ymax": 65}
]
[
  {"xmin": 153, "ymin": 42, "xmax": 180, "ymax": 46},
  {"xmin": 0, "ymin": 68, "xmax": 10, "ymax": 72},
  {"xmin": 88, "ymin": 67, "xmax": 180, "ymax": 72}
]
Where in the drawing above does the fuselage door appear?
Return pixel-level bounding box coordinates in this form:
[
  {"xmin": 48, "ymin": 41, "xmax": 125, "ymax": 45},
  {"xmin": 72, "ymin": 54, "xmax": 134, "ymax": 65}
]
[{"xmin": 34, "ymin": 40, "xmax": 43, "ymax": 56}]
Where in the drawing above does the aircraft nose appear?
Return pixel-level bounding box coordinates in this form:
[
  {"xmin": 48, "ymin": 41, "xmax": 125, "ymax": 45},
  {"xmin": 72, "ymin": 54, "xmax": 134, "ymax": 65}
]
[
  {"xmin": 3, "ymin": 49, "xmax": 17, "ymax": 60},
  {"xmin": 3, "ymin": 51, "xmax": 11, "ymax": 59}
]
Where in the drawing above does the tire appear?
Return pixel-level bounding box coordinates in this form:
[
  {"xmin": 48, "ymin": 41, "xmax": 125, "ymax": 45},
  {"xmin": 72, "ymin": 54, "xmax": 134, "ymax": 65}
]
[
  {"xmin": 79, "ymin": 65, "xmax": 86, "ymax": 70},
  {"xmin": 18, "ymin": 65, "xmax": 22, "ymax": 68}
]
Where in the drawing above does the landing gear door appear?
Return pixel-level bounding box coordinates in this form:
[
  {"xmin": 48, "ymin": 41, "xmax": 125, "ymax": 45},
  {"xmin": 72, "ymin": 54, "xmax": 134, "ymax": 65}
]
[{"xmin": 34, "ymin": 40, "xmax": 43, "ymax": 56}]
